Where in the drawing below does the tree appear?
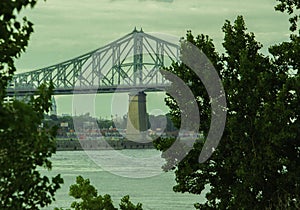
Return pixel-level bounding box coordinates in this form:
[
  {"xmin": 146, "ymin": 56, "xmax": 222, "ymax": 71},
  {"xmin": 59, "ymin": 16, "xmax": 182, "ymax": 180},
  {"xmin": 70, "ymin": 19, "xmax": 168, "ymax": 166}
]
[
  {"xmin": 275, "ymin": 0, "xmax": 300, "ymax": 32},
  {"xmin": 55, "ymin": 176, "xmax": 143, "ymax": 210},
  {"xmin": 0, "ymin": 1, "xmax": 63, "ymax": 209},
  {"xmin": 155, "ymin": 8, "xmax": 299, "ymax": 210},
  {"xmin": 0, "ymin": 0, "xmax": 37, "ymax": 99}
]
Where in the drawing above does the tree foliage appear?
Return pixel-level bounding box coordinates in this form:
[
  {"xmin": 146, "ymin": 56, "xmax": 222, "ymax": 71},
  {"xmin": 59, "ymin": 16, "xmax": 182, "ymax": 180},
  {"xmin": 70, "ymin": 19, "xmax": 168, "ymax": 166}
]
[
  {"xmin": 55, "ymin": 176, "xmax": 143, "ymax": 210},
  {"xmin": 0, "ymin": 83, "xmax": 63, "ymax": 209},
  {"xmin": 155, "ymin": 4, "xmax": 300, "ymax": 209},
  {"xmin": 0, "ymin": 1, "xmax": 63, "ymax": 209},
  {"xmin": 0, "ymin": 0, "xmax": 38, "ymax": 100},
  {"xmin": 275, "ymin": 0, "xmax": 300, "ymax": 32}
]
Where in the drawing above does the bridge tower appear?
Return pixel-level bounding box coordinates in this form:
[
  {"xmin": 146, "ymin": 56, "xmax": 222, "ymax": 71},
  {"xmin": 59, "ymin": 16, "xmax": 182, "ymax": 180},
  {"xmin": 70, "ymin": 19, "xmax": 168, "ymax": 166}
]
[{"xmin": 126, "ymin": 91, "xmax": 149, "ymax": 142}]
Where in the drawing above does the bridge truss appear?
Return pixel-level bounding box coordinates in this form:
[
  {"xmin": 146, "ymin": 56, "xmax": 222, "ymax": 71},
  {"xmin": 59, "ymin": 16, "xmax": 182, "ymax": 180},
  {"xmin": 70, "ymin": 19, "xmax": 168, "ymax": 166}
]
[{"xmin": 7, "ymin": 28, "xmax": 180, "ymax": 96}]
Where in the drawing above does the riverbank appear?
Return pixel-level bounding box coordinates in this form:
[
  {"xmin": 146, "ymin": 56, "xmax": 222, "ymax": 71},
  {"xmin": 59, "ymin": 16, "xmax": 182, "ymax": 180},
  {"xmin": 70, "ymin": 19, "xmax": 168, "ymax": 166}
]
[{"xmin": 56, "ymin": 139, "xmax": 154, "ymax": 151}]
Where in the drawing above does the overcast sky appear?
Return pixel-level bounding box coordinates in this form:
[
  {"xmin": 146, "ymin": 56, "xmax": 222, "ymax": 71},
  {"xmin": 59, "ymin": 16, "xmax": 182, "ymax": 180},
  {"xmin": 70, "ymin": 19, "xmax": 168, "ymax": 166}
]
[{"xmin": 15, "ymin": 0, "xmax": 291, "ymax": 118}]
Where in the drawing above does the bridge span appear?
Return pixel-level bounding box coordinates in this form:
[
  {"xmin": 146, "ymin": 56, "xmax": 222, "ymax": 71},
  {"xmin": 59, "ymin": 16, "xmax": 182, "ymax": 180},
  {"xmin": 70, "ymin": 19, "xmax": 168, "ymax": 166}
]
[
  {"xmin": 7, "ymin": 28, "xmax": 180, "ymax": 96},
  {"xmin": 8, "ymin": 29, "xmax": 181, "ymax": 139}
]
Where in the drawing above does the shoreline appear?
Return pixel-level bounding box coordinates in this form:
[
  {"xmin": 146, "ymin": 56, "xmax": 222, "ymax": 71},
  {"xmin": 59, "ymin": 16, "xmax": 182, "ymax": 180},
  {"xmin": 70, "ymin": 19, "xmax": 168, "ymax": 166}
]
[{"xmin": 56, "ymin": 139, "xmax": 155, "ymax": 151}]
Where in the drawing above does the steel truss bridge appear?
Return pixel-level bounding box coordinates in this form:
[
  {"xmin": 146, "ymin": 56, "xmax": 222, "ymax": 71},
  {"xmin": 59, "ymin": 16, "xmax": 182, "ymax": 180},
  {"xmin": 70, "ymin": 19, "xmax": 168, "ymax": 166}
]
[{"xmin": 7, "ymin": 28, "xmax": 180, "ymax": 96}]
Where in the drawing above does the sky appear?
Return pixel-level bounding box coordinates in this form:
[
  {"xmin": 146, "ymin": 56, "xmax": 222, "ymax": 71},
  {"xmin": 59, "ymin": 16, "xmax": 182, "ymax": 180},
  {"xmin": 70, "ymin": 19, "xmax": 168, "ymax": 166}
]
[{"xmin": 15, "ymin": 0, "xmax": 291, "ymax": 118}]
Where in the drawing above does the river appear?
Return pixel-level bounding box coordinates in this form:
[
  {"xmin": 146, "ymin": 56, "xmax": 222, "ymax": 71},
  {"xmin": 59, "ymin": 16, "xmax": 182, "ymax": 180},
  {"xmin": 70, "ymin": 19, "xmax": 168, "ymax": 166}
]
[{"xmin": 40, "ymin": 150, "xmax": 206, "ymax": 210}]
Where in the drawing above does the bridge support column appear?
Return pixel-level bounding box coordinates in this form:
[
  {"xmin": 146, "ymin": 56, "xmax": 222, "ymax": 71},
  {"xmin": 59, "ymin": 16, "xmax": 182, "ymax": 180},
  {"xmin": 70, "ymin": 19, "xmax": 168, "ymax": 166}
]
[{"xmin": 126, "ymin": 91, "xmax": 149, "ymax": 142}]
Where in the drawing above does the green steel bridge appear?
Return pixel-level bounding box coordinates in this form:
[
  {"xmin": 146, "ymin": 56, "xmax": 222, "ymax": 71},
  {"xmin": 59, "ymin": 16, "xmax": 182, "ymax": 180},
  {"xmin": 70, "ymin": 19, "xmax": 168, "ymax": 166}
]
[{"xmin": 7, "ymin": 28, "xmax": 180, "ymax": 96}]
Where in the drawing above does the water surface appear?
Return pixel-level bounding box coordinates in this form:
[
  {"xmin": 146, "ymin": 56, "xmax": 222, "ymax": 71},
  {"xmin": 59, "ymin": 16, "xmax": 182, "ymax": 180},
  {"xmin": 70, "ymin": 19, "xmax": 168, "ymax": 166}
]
[{"xmin": 41, "ymin": 150, "xmax": 205, "ymax": 210}]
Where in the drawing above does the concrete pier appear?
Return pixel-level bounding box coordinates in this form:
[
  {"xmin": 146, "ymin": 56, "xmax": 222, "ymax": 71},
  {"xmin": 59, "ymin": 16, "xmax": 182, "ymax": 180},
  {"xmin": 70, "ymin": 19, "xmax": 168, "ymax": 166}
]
[{"xmin": 126, "ymin": 91, "xmax": 149, "ymax": 142}]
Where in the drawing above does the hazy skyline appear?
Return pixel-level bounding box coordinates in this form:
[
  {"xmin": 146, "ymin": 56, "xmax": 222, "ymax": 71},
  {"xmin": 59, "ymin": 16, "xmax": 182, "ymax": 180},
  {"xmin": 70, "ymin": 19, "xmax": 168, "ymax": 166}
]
[{"xmin": 14, "ymin": 0, "xmax": 291, "ymax": 117}]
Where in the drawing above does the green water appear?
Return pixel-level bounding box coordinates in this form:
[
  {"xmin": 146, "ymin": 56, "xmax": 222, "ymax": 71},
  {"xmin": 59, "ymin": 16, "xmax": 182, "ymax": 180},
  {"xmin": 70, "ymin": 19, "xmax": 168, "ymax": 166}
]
[{"xmin": 41, "ymin": 150, "xmax": 206, "ymax": 210}]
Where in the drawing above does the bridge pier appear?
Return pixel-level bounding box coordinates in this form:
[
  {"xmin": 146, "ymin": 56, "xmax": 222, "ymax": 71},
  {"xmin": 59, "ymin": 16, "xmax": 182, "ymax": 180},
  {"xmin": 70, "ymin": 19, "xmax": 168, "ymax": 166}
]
[{"xmin": 126, "ymin": 91, "xmax": 149, "ymax": 142}]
